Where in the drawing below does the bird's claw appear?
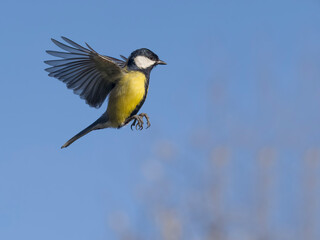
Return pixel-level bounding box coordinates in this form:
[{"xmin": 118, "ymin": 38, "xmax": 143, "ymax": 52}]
[
  {"xmin": 139, "ymin": 113, "xmax": 151, "ymax": 128},
  {"xmin": 126, "ymin": 113, "xmax": 151, "ymax": 131},
  {"xmin": 130, "ymin": 116, "xmax": 144, "ymax": 130}
]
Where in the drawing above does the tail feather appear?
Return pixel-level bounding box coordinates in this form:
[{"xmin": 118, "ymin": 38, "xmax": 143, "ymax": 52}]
[{"xmin": 61, "ymin": 115, "xmax": 108, "ymax": 149}]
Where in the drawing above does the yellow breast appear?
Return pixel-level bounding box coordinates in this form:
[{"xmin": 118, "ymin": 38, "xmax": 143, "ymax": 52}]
[{"xmin": 107, "ymin": 71, "xmax": 147, "ymax": 127}]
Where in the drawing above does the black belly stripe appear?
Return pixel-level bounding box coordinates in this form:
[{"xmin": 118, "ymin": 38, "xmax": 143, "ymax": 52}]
[
  {"xmin": 118, "ymin": 68, "xmax": 151, "ymax": 128},
  {"xmin": 128, "ymin": 77, "xmax": 149, "ymax": 118}
]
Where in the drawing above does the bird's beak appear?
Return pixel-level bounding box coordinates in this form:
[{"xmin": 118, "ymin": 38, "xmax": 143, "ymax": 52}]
[{"xmin": 157, "ymin": 60, "xmax": 167, "ymax": 65}]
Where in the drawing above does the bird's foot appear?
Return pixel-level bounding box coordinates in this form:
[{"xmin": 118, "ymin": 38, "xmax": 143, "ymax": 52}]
[
  {"xmin": 138, "ymin": 113, "xmax": 151, "ymax": 128},
  {"xmin": 126, "ymin": 115, "xmax": 144, "ymax": 130},
  {"xmin": 126, "ymin": 113, "xmax": 151, "ymax": 130}
]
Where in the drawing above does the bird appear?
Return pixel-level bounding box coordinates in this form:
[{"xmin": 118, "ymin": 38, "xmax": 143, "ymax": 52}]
[{"xmin": 45, "ymin": 37, "xmax": 166, "ymax": 148}]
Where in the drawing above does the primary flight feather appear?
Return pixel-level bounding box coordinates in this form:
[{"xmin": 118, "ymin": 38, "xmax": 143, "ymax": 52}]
[{"xmin": 45, "ymin": 37, "xmax": 166, "ymax": 148}]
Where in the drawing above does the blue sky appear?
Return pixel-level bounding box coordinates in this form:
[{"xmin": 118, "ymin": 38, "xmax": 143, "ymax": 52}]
[{"xmin": 1, "ymin": 0, "xmax": 320, "ymax": 239}]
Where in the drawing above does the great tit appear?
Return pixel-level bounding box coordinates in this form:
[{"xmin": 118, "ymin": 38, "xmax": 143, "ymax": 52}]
[{"xmin": 45, "ymin": 37, "xmax": 166, "ymax": 148}]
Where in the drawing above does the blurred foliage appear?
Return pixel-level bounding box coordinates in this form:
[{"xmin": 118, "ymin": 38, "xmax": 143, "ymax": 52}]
[
  {"xmin": 109, "ymin": 143, "xmax": 319, "ymax": 240},
  {"xmin": 107, "ymin": 16, "xmax": 320, "ymax": 239}
]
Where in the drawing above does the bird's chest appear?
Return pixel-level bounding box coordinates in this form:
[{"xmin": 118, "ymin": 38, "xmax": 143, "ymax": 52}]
[{"xmin": 107, "ymin": 71, "xmax": 147, "ymax": 126}]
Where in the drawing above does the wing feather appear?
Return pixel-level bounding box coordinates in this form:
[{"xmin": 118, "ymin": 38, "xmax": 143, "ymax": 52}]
[
  {"xmin": 61, "ymin": 36, "xmax": 90, "ymax": 52},
  {"xmin": 45, "ymin": 37, "xmax": 126, "ymax": 108},
  {"xmin": 46, "ymin": 61, "xmax": 92, "ymax": 75},
  {"xmin": 46, "ymin": 50, "xmax": 88, "ymax": 59},
  {"xmin": 120, "ymin": 55, "xmax": 127, "ymax": 61},
  {"xmin": 51, "ymin": 38, "xmax": 87, "ymax": 54}
]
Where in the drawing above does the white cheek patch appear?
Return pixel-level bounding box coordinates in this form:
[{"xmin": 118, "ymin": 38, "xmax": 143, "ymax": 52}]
[{"xmin": 134, "ymin": 56, "xmax": 156, "ymax": 69}]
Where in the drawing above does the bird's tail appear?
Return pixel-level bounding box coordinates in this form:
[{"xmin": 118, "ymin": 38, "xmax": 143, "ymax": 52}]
[{"xmin": 61, "ymin": 115, "xmax": 108, "ymax": 149}]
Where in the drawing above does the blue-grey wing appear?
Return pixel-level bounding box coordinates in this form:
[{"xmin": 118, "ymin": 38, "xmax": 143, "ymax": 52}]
[{"xmin": 45, "ymin": 37, "xmax": 126, "ymax": 108}]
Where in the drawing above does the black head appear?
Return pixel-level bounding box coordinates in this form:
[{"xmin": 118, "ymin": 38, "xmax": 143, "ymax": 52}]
[{"xmin": 127, "ymin": 48, "xmax": 166, "ymax": 71}]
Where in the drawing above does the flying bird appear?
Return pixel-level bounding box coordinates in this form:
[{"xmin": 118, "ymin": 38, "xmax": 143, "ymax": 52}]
[{"xmin": 45, "ymin": 37, "xmax": 166, "ymax": 148}]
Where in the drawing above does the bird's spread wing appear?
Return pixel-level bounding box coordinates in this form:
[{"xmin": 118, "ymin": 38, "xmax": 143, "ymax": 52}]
[{"xmin": 45, "ymin": 37, "xmax": 126, "ymax": 108}]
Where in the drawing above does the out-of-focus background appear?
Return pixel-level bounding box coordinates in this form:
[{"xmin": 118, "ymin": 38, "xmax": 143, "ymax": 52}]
[{"xmin": 1, "ymin": 0, "xmax": 320, "ymax": 239}]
